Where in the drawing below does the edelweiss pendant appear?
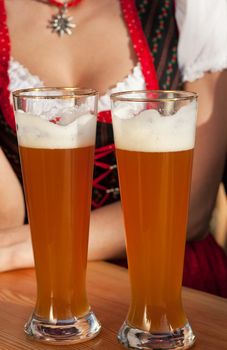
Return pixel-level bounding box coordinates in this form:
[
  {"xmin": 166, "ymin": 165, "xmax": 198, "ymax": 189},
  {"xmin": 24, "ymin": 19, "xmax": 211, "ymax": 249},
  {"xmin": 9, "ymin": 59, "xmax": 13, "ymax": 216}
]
[{"xmin": 49, "ymin": 5, "xmax": 76, "ymax": 36}]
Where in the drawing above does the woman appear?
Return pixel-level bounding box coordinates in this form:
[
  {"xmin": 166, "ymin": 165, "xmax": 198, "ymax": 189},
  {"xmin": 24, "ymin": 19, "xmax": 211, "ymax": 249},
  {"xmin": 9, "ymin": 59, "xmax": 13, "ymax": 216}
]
[{"xmin": 0, "ymin": 0, "xmax": 227, "ymax": 297}]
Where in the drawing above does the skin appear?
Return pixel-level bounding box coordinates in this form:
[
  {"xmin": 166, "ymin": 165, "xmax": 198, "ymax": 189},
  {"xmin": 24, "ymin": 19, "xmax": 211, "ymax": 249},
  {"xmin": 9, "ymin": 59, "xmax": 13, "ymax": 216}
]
[
  {"xmin": 0, "ymin": 0, "xmax": 227, "ymax": 271},
  {"xmin": 7, "ymin": 0, "xmax": 137, "ymax": 93}
]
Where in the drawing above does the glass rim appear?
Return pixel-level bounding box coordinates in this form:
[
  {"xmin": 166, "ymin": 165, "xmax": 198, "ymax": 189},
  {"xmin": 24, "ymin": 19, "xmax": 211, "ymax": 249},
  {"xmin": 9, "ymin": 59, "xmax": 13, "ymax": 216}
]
[
  {"xmin": 110, "ymin": 90, "xmax": 198, "ymax": 102},
  {"xmin": 12, "ymin": 87, "xmax": 99, "ymax": 99}
]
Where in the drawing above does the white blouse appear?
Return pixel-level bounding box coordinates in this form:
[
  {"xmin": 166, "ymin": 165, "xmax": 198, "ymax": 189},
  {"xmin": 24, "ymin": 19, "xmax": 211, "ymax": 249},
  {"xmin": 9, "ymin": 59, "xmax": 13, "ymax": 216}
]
[
  {"xmin": 175, "ymin": 0, "xmax": 227, "ymax": 81},
  {"xmin": 8, "ymin": 0, "xmax": 227, "ymax": 103}
]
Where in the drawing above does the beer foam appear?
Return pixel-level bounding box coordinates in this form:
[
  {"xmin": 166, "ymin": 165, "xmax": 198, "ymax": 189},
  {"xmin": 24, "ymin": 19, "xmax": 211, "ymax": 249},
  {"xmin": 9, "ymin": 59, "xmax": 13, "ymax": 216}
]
[
  {"xmin": 112, "ymin": 101, "xmax": 197, "ymax": 152},
  {"xmin": 15, "ymin": 111, "xmax": 96, "ymax": 149}
]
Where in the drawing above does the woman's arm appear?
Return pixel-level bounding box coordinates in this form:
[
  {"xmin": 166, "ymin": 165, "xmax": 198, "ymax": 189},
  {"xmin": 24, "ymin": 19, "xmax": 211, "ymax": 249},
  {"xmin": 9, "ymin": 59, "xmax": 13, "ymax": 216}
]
[
  {"xmin": 0, "ymin": 202, "xmax": 125, "ymax": 272},
  {"xmin": 88, "ymin": 201, "xmax": 125, "ymax": 260},
  {"xmin": 185, "ymin": 70, "xmax": 227, "ymax": 240}
]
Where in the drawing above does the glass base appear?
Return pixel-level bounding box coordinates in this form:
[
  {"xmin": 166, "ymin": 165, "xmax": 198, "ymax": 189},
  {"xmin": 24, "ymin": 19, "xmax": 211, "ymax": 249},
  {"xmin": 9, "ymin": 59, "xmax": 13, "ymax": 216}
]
[
  {"xmin": 24, "ymin": 310, "xmax": 101, "ymax": 345},
  {"xmin": 118, "ymin": 321, "xmax": 195, "ymax": 350}
]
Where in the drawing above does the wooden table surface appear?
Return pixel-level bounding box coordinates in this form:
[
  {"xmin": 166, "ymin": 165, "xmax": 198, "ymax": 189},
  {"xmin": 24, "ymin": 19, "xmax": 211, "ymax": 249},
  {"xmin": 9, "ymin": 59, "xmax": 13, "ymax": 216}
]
[{"xmin": 0, "ymin": 261, "xmax": 226, "ymax": 350}]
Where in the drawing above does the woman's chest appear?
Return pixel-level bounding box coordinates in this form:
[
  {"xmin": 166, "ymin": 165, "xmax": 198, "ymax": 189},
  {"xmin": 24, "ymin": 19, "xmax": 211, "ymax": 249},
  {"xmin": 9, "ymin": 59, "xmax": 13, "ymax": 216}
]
[{"xmin": 6, "ymin": 0, "xmax": 137, "ymax": 93}]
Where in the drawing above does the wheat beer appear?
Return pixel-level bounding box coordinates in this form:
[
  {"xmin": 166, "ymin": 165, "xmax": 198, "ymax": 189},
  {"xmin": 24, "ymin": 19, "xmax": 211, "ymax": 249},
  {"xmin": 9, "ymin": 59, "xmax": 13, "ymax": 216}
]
[
  {"xmin": 116, "ymin": 148, "xmax": 193, "ymax": 331},
  {"xmin": 16, "ymin": 111, "xmax": 96, "ymax": 320},
  {"xmin": 14, "ymin": 89, "xmax": 100, "ymax": 344},
  {"xmin": 19, "ymin": 145, "xmax": 94, "ymax": 319},
  {"xmin": 112, "ymin": 92, "xmax": 197, "ymax": 343}
]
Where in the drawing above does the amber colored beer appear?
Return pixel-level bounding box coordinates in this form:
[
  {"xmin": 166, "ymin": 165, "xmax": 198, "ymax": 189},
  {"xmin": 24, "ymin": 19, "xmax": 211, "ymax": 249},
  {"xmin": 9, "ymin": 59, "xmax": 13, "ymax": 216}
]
[
  {"xmin": 19, "ymin": 145, "xmax": 94, "ymax": 320},
  {"xmin": 116, "ymin": 148, "xmax": 193, "ymax": 332}
]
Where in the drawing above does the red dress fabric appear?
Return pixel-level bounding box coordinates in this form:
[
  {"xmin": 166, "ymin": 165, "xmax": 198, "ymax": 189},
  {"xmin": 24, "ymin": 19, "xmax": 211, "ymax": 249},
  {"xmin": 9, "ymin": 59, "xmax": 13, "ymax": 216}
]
[
  {"xmin": 184, "ymin": 235, "xmax": 227, "ymax": 297},
  {"xmin": 0, "ymin": 0, "xmax": 226, "ymax": 298}
]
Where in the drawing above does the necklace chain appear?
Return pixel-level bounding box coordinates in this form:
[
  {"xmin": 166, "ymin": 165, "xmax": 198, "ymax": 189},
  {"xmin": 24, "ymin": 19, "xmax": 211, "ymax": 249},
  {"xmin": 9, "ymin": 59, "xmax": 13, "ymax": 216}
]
[{"xmin": 48, "ymin": 0, "xmax": 82, "ymax": 8}]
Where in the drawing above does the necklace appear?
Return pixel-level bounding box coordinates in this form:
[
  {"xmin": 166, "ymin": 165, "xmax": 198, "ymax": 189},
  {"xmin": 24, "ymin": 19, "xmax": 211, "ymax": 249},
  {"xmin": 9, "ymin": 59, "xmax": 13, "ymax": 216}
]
[{"xmin": 48, "ymin": 0, "xmax": 82, "ymax": 36}]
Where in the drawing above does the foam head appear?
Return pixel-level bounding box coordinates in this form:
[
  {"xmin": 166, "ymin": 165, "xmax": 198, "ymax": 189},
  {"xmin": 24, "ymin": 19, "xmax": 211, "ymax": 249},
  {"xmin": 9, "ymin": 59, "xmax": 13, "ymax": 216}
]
[
  {"xmin": 15, "ymin": 110, "xmax": 96, "ymax": 149},
  {"xmin": 112, "ymin": 101, "xmax": 197, "ymax": 152}
]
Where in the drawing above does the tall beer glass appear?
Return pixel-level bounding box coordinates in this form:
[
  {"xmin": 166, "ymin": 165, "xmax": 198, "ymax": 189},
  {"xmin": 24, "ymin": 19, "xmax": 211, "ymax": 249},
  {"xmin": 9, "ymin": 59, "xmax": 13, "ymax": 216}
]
[
  {"xmin": 111, "ymin": 90, "xmax": 197, "ymax": 349},
  {"xmin": 13, "ymin": 88, "xmax": 101, "ymax": 344}
]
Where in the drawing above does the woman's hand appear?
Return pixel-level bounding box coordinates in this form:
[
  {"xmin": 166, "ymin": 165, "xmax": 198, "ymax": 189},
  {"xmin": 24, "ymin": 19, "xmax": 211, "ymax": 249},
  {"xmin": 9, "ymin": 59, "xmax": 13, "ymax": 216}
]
[
  {"xmin": 0, "ymin": 202, "xmax": 126, "ymax": 272},
  {"xmin": 0, "ymin": 224, "xmax": 34, "ymax": 272},
  {"xmin": 0, "ymin": 149, "xmax": 33, "ymax": 272}
]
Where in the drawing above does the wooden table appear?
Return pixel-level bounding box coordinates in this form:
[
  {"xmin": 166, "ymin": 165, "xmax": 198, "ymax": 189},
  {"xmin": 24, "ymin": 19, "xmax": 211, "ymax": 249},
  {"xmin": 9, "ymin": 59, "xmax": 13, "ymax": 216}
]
[{"xmin": 0, "ymin": 261, "xmax": 226, "ymax": 350}]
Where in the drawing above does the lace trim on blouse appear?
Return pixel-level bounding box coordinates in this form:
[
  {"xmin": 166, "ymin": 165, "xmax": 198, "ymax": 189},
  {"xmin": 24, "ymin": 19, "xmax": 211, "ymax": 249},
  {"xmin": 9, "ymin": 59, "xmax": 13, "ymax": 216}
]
[{"xmin": 182, "ymin": 56, "xmax": 227, "ymax": 83}]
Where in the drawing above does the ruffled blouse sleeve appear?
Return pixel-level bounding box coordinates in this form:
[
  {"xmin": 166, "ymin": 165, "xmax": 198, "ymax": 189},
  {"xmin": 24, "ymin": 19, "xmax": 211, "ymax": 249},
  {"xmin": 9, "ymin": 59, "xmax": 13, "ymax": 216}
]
[{"xmin": 175, "ymin": 0, "xmax": 227, "ymax": 82}]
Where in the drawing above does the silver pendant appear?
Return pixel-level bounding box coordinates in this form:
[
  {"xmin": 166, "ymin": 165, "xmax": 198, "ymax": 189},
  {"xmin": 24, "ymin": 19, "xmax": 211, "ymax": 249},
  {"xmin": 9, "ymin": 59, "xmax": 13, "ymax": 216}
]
[{"xmin": 49, "ymin": 3, "xmax": 76, "ymax": 37}]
